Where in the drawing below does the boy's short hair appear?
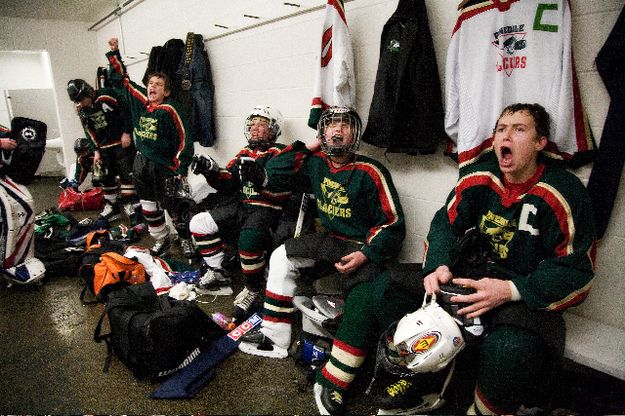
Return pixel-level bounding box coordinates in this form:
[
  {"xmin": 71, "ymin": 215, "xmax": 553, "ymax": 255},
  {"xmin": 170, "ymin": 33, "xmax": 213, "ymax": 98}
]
[
  {"xmin": 497, "ymin": 103, "xmax": 550, "ymax": 139},
  {"xmin": 147, "ymin": 71, "xmax": 171, "ymax": 92}
]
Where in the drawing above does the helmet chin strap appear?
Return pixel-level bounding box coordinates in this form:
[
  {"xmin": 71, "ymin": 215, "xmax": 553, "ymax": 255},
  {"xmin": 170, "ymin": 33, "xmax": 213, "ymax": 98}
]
[{"xmin": 248, "ymin": 139, "xmax": 272, "ymax": 151}]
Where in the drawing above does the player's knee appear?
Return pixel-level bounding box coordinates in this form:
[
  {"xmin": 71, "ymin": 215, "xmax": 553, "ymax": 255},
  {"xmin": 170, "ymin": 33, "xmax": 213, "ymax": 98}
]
[{"xmin": 189, "ymin": 212, "xmax": 218, "ymax": 235}]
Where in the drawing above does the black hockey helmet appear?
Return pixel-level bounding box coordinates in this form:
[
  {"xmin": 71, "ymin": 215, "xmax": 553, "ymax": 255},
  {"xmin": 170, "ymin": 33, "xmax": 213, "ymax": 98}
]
[
  {"xmin": 67, "ymin": 79, "xmax": 94, "ymax": 102},
  {"xmin": 74, "ymin": 137, "xmax": 90, "ymax": 154}
]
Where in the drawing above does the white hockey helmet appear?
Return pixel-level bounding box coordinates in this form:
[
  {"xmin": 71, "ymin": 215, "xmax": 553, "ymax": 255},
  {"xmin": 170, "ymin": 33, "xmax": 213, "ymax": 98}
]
[
  {"xmin": 382, "ymin": 294, "xmax": 465, "ymax": 375},
  {"xmin": 244, "ymin": 105, "xmax": 284, "ymax": 150},
  {"xmin": 317, "ymin": 106, "xmax": 362, "ymax": 157}
]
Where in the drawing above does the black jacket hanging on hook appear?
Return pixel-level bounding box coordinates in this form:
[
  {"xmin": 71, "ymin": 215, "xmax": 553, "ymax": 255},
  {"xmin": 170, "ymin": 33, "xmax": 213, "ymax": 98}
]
[
  {"xmin": 361, "ymin": 0, "xmax": 445, "ymax": 155},
  {"xmin": 142, "ymin": 38, "xmax": 185, "ymax": 93},
  {"xmin": 586, "ymin": 5, "xmax": 625, "ymax": 239}
]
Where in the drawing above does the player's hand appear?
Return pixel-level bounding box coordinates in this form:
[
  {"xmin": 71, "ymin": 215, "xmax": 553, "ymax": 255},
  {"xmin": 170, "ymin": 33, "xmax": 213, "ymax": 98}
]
[
  {"xmin": 306, "ymin": 137, "xmax": 322, "ymax": 152},
  {"xmin": 108, "ymin": 37, "xmax": 119, "ymax": 51},
  {"xmin": 191, "ymin": 154, "xmax": 219, "ymax": 176},
  {"xmin": 423, "ymin": 265, "xmax": 454, "ymax": 295},
  {"xmin": 0, "ymin": 138, "xmax": 17, "ymax": 150},
  {"xmin": 450, "ymin": 277, "xmax": 512, "ymax": 319},
  {"xmin": 335, "ymin": 251, "xmax": 368, "ymax": 274},
  {"xmin": 121, "ymin": 132, "xmax": 132, "ymax": 148},
  {"xmin": 93, "ymin": 151, "xmax": 101, "ymax": 165},
  {"xmin": 237, "ymin": 157, "xmax": 267, "ymax": 189}
]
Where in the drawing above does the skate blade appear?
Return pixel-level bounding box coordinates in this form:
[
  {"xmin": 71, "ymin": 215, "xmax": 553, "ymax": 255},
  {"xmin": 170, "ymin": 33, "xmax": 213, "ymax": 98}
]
[
  {"xmin": 313, "ymin": 383, "xmax": 331, "ymax": 416},
  {"xmin": 195, "ymin": 286, "xmax": 233, "ymax": 296},
  {"xmin": 377, "ymin": 395, "xmax": 445, "ymax": 415},
  {"xmin": 238, "ymin": 341, "xmax": 288, "ymax": 359}
]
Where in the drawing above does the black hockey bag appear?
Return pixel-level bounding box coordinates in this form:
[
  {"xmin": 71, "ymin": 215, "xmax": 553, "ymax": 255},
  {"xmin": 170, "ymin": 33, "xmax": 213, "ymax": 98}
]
[
  {"xmin": 93, "ymin": 283, "xmax": 224, "ymax": 381},
  {"xmin": 8, "ymin": 117, "xmax": 47, "ymax": 185}
]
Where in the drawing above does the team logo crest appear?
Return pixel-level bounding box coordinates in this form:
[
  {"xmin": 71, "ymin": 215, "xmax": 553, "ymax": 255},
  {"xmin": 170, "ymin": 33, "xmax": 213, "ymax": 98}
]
[
  {"xmin": 480, "ymin": 210, "xmax": 516, "ymax": 259},
  {"xmin": 387, "ymin": 39, "xmax": 400, "ymax": 53},
  {"xmin": 317, "ymin": 176, "xmax": 351, "ymax": 220},
  {"xmin": 136, "ymin": 116, "xmax": 158, "ymax": 140},
  {"xmin": 91, "ymin": 111, "xmax": 109, "ymax": 130},
  {"xmin": 19, "ymin": 126, "xmax": 36, "ymax": 141},
  {"xmin": 140, "ymin": 117, "xmax": 158, "ymax": 132},
  {"xmin": 410, "ymin": 331, "xmax": 440, "ymax": 354},
  {"xmin": 492, "ymin": 23, "xmax": 527, "ymax": 77}
]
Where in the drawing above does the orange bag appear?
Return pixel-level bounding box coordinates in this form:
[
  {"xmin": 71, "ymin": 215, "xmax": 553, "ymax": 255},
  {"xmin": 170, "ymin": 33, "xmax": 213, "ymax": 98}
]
[{"xmin": 93, "ymin": 252, "xmax": 147, "ymax": 297}]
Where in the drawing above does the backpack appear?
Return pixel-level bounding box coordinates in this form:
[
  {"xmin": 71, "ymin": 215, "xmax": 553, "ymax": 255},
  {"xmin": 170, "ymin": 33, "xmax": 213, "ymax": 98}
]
[{"xmin": 94, "ymin": 283, "xmax": 223, "ymax": 381}]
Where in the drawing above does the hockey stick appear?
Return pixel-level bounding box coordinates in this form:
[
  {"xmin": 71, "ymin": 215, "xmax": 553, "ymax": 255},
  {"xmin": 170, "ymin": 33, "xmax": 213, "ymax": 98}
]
[
  {"xmin": 151, "ymin": 313, "xmax": 262, "ymax": 399},
  {"xmin": 293, "ymin": 192, "xmax": 310, "ymax": 239}
]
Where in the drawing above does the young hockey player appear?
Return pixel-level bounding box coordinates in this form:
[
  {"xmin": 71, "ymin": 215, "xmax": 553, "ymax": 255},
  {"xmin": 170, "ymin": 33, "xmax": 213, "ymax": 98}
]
[
  {"xmin": 106, "ymin": 37, "xmax": 193, "ymax": 255},
  {"xmin": 412, "ymin": 103, "xmax": 596, "ymax": 414},
  {"xmin": 189, "ymin": 105, "xmax": 289, "ymax": 321},
  {"xmin": 59, "ymin": 138, "xmax": 94, "ymax": 191},
  {"xmin": 237, "ymin": 106, "xmax": 416, "ymax": 414},
  {"xmin": 67, "ymin": 78, "xmax": 140, "ymax": 224}
]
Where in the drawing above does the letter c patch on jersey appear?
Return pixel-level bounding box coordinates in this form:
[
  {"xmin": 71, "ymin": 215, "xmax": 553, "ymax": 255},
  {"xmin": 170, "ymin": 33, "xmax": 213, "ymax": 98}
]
[{"xmin": 519, "ymin": 203, "xmax": 540, "ymax": 236}]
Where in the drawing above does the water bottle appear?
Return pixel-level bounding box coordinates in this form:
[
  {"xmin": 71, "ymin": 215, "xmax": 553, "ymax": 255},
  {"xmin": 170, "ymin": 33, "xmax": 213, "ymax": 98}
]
[{"xmin": 211, "ymin": 312, "xmax": 236, "ymax": 331}]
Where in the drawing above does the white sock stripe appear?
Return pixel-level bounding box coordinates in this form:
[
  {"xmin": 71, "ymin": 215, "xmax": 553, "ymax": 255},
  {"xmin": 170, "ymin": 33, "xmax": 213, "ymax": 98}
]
[
  {"xmin": 264, "ymin": 303, "xmax": 296, "ymax": 314},
  {"xmin": 140, "ymin": 199, "xmax": 159, "ymax": 211},
  {"xmin": 324, "ymin": 361, "xmax": 357, "ymax": 384},
  {"xmin": 331, "ymin": 345, "xmax": 366, "ymax": 368},
  {"xmin": 241, "ymin": 261, "xmax": 266, "ymax": 272}
]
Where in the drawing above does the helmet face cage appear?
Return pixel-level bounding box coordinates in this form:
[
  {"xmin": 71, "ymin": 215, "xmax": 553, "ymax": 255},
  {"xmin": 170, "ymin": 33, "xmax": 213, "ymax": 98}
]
[
  {"xmin": 317, "ymin": 107, "xmax": 362, "ymax": 156},
  {"xmin": 67, "ymin": 79, "xmax": 94, "ymax": 103},
  {"xmin": 244, "ymin": 106, "xmax": 283, "ymax": 150},
  {"xmin": 376, "ymin": 321, "xmax": 418, "ymax": 378}
]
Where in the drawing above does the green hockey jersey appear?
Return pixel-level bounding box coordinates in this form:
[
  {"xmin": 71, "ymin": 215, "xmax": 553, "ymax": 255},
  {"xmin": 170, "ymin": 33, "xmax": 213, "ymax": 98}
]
[
  {"xmin": 423, "ymin": 154, "xmax": 596, "ymax": 311},
  {"xmin": 265, "ymin": 141, "xmax": 405, "ymax": 264}
]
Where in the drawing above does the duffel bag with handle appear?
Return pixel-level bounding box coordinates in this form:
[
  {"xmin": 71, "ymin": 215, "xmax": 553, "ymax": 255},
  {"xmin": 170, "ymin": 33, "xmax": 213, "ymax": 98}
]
[
  {"xmin": 94, "ymin": 283, "xmax": 223, "ymax": 380},
  {"xmin": 58, "ymin": 187, "xmax": 104, "ymax": 211}
]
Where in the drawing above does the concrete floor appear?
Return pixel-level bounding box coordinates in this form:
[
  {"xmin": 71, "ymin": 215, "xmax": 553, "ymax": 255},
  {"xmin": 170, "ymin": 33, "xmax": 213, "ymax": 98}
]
[{"xmin": 2, "ymin": 176, "xmax": 625, "ymax": 414}]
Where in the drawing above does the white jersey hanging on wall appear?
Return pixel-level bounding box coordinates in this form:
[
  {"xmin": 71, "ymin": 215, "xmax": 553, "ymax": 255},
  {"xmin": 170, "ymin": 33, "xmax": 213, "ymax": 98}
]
[
  {"xmin": 444, "ymin": 0, "xmax": 594, "ymax": 168},
  {"xmin": 308, "ymin": 0, "xmax": 356, "ymax": 129}
]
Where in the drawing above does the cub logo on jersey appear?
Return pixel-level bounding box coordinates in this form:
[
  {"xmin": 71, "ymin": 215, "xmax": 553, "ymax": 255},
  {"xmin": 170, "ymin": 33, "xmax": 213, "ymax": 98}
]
[
  {"xmin": 492, "ymin": 23, "xmax": 527, "ymax": 77},
  {"xmin": 480, "ymin": 210, "xmax": 516, "ymax": 259}
]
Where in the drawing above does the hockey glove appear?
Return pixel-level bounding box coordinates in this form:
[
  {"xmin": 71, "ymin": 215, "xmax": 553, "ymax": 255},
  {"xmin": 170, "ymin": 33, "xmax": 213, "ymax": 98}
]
[
  {"xmin": 439, "ymin": 284, "xmax": 486, "ymax": 343},
  {"xmin": 237, "ymin": 156, "xmax": 268, "ymax": 189},
  {"xmin": 191, "ymin": 154, "xmax": 220, "ymax": 177}
]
